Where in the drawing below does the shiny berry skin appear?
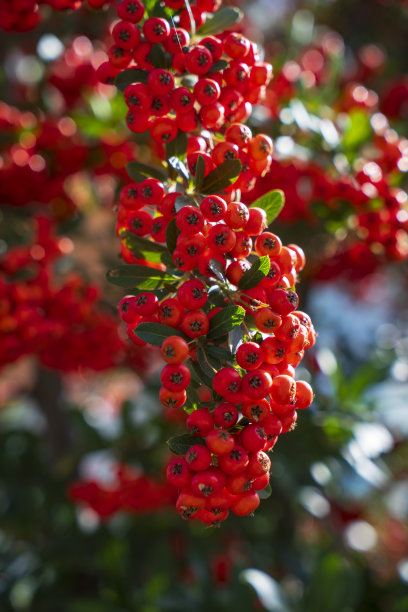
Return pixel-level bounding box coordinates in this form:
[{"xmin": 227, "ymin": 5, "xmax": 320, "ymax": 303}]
[
  {"xmin": 159, "ymin": 387, "xmax": 187, "ymax": 409},
  {"xmin": 158, "ymin": 192, "xmax": 179, "ymax": 218},
  {"xmin": 218, "ymin": 444, "xmax": 249, "ymax": 475},
  {"xmin": 200, "ymin": 102, "xmax": 225, "ymax": 130},
  {"xmin": 226, "ymin": 471, "xmax": 254, "ymax": 495},
  {"xmin": 200, "ymin": 36, "xmax": 223, "ymax": 61},
  {"xmin": 133, "ymin": 292, "xmax": 159, "ymax": 316},
  {"xmin": 226, "ymin": 259, "xmax": 250, "ymax": 284},
  {"xmin": 185, "ymin": 444, "xmax": 212, "ymax": 471},
  {"xmin": 225, "ymin": 202, "xmax": 249, "ymax": 230},
  {"xmin": 198, "ymin": 250, "xmax": 226, "ymax": 278},
  {"xmin": 270, "ymin": 375, "xmax": 296, "ymax": 405},
  {"xmin": 213, "ymin": 403, "xmax": 239, "ymax": 429},
  {"xmin": 176, "ymin": 206, "xmax": 205, "ymax": 236},
  {"xmin": 200, "ymin": 195, "xmax": 227, "ymax": 222},
  {"xmin": 211, "ymin": 142, "xmax": 240, "ymax": 166},
  {"xmin": 177, "ymin": 279, "xmax": 207, "ymax": 310},
  {"xmin": 167, "ymin": 457, "xmax": 192, "ymax": 488},
  {"xmin": 112, "ymin": 21, "xmax": 141, "ymax": 50},
  {"xmin": 248, "ymin": 134, "xmax": 273, "ymax": 160},
  {"xmin": 252, "ymin": 472, "xmax": 270, "ymax": 491},
  {"xmin": 275, "ymin": 314, "xmax": 301, "ymax": 342},
  {"xmin": 206, "ymin": 429, "xmax": 235, "ymax": 455},
  {"xmin": 108, "ymin": 45, "xmax": 132, "ymax": 69},
  {"xmin": 255, "ymin": 232, "xmax": 282, "ymax": 257},
  {"xmin": 240, "ymin": 424, "xmax": 267, "ymax": 453},
  {"xmin": 194, "ymin": 78, "xmax": 221, "ymax": 105},
  {"xmin": 225, "ymin": 123, "xmax": 252, "ymax": 147},
  {"xmin": 230, "ymin": 491, "xmax": 260, "ymax": 516},
  {"xmin": 171, "ymin": 87, "xmax": 195, "ymax": 114},
  {"xmin": 187, "ymin": 409, "xmax": 214, "ymax": 436},
  {"xmin": 150, "ymin": 117, "xmax": 178, "ymax": 143},
  {"xmin": 161, "ymin": 336, "xmax": 189, "ymax": 364},
  {"xmin": 229, "ymin": 231, "xmax": 253, "ymax": 259},
  {"xmin": 143, "ymin": 17, "xmax": 170, "ymax": 43},
  {"xmin": 177, "ymin": 233, "xmax": 206, "ymax": 259},
  {"xmin": 126, "ymin": 109, "xmax": 150, "ymax": 133},
  {"xmin": 117, "ymin": 0, "xmax": 144, "ymax": 23},
  {"xmin": 261, "ymin": 336, "xmax": 287, "ymax": 365},
  {"xmin": 185, "ymin": 45, "xmax": 213, "ymax": 75},
  {"xmin": 164, "ymin": 27, "xmax": 190, "ymax": 54},
  {"xmin": 187, "ymin": 152, "xmax": 213, "ymax": 177},
  {"xmin": 158, "ymin": 298, "xmax": 184, "ymax": 327},
  {"xmin": 161, "ymin": 363, "xmax": 191, "ymax": 392},
  {"xmin": 246, "ymin": 208, "xmax": 267, "ymax": 235},
  {"xmin": 139, "ymin": 178, "xmax": 165, "ymax": 206},
  {"xmin": 191, "ymin": 470, "xmax": 224, "ymax": 497},
  {"xmin": 207, "ymin": 224, "xmax": 237, "ymax": 253},
  {"xmin": 269, "ymin": 289, "xmax": 299, "ymax": 316},
  {"xmin": 148, "ymin": 69, "xmax": 175, "ymax": 95},
  {"xmin": 118, "ymin": 295, "xmax": 140, "ymax": 323},
  {"xmin": 120, "ymin": 184, "xmax": 141, "ymax": 211},
  {"xmin": 213, "ymin": 367, "xmax": 242, "ymax": 400},
  {"xmin": 254, "ymin": 307, "xmax": 282, "ymax": 333},
  {"xmin": 250, "ymin": 62, "xmax": 273, "ymax": 86},
  {"xmin": 247, "ymin": 451, "xmax": 271, "ymax": 477},
  {"xmin": 180, "ymin": 311, "xmax": 210, "ymax": 338},
  {"xmin": 236, "ymin": 342, "xmax": 263, "ymax": 370},
  {"xmin": 241, "ymin": 398, "xmax": 270, "ymax": 424},
  {"xmin": 126, "ymin": 210, "xmax": 152, "ymax": 236},
  {"xmin": 223, "ymin": 33, "xmax": 250, "ymax": 59},
  {"xmin": 176, "ymin": 490, "xmax": 205, "ymax": 519},
  {"xmin": 241, "ymin": 369, "xmax": 272, "ymax": 400},
  {"xmin": 176, "ymin": 109, "xmax": 199, "ymax": 132},
  {"xmin": 295, "ymin": 380, "xmax": 314, "ymax": 409}
]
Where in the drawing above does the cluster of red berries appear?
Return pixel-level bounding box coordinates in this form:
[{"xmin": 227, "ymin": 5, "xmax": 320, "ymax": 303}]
[
  {"xmin": 0, "ymin": 216, "xmax": 126, "ymax": 372},
  {"xmin": 69, "ymin": 463, "xmax": 175, "ymax": 519},
  {"xmin": 0, "ymin": 0, "xmax": 110, "ymax": 32}
]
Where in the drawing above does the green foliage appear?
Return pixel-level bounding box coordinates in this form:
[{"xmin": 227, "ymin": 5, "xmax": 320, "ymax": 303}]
[
  {"xmin": 207, "ymin": 305, "xmax": 246, "ymax": 339},
  {"xmin": 238, "ymin": 256, "xmax": 270, "ymax": 290},
  {"xmin": 250, "ymin": 190, "xmax": 285, "ymax": 226},
  {"xmin": 200, "ymin": 159, "xmax": 242, "ymax": 194},
  {"xmin": 106, "ymin": 264, "xmax": 179, "ymax": 289},
  {"xmin": 199, "ymin": 7, "xmax": 243, "ymax": 36},
  {"xmin": 135, "ymin": 322, "xmax": 189, "ymax": 346}
]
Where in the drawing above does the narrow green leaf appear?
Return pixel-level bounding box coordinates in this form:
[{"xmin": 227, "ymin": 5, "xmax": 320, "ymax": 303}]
[
  {"xmin": 175, "ymin": 195, "xmax": 196, "ymax": 212},
  {"xmin": 250, "ymin": 189, "xmax": 285, "ymax": 225},
  {"xmin": 197, "ymin": 347, "xmax": 217, "ymax": 380},
  {"xmin": 167, "ymin": 434, "xmax": 206, "ymax": 455},
  {"xmin": 228, "ymin": 324, "xmax": 243, "ymax": 354},
  {"xmin": 199, "ymin": 7, "xmax": 243, "ymax": 36},
  {"xmin": 165, "ymin": 218, "xmax": 180, "ymax": 254},
  {"xmin": 206, "ymin": 345, "xmax": 234, "ymax": 362},
  {"xmin": 342, "ymin": 108, "xmax": 372, "ymax": 151},
  {"xmin": 258, "ymin": 484, "xmax": 272, "ymax": 499},
  {"xmin": 208, "ymin": 305, "xmax": 246, "ymax": 339},
  {"xmin": 238, "ymin": 255, "xmax": 270, "ymax": 290},
  {"xmin": 207, "ymin": 59, "xmax": 229, "ymax": 74},
  {"xmin": 127, "ymin": 160, "xmax": 167, "ymax": 182},
  {"xmin": 207, "ymin": 286, "xmax": 227, "ymax": 307},
  {"xmin": 120, "ymin": 232, "xmax": 167, "ymax": 254},
  {"xmin": 149, "ymin": 44, "xmax": 166, "ymax": 68},
  {"xmin": 200, "ymin": 159, "xmax": 242, "ymax": 194},
  {"xmin": 165, "ymin": 131, "xmax": 188, "ymax": 160},
  {"xmin": 106, "ymin": 264, "xmax": 178, "ymax": 289},
  {"xmin": 208, "ymin": 258, "xmax": 227, "ymax": 282},
  {"xmin": 194, "ymin": 154, "xmax": 206, "ymax": 191},
  {"xmin": 115, "ymin": 69, "xmax": 148, "ymax": 91},
  {"xmin": 189, "ymin": 360, "xmax": 214, "ymax": 388},
  {"xmin": 134, "ymin": 322, "xmax": 188, "ymax": 346}
]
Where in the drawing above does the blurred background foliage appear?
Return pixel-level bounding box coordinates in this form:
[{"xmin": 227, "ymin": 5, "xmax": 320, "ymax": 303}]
[{"xmin": 0, "ymin": 0, "xmax": 407, "ymax": 610}]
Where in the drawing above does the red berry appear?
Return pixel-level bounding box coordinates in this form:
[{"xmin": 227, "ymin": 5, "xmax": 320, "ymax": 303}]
[
  {"xmin": 185, "ymin": 444, "xmax": 212, "ymax": 471},
  {"xmin": 161, "ymin": 363, "xmax": 191, "ymax": 392}
]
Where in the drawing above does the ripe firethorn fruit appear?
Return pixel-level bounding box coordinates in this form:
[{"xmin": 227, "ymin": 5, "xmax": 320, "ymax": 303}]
[
  {"xmin": 295, "ymin": 380, "xmax": 314, "ymax": 409},
  {"xmin": 213, "ymin": 367, "xmax": 242, "ymax": 400},
  {"xmin": 270, "ymin": 401, "xmax": 294, "ymax": 418},
  {"xmin": 200, "ymin": 102, "xmax": 225, "ymax": 130},
  {"xmin": 96, "ymin": 62, "xmax": 119, "ymax": 85},
  {"xmin": 126, "ymin": 323, "xmax": 145, "ymax": 346},
  {"xmin": 236, "ymin": 342, "xmax": 264, "ymax": 370},
  {"xmin": 143, "ymin": 17, "xmax": 170, "ymax": 43},
  {"xmin": 275, "ymin": 314, "xmax": 301, "ymax": 342},
  {"xmin": 241, "ymin": 398, "xmax": 270, "ymax": 424},
  {"xmin": 196, "ymin": 386, "xmax": 212, "ymax": 402},
  {"xmin": 198, "ymin": 250, "xmax": 226, "ymax": 277},
  {"xmin": 180, "ymin": 311, "xmax": 209, "ymax": 338},
  {"xmin": 211, "ymin": 142, "xmax": 240, "ymax": 166},
  {"xmin": 225, "ymin": 202, "xmax": 249, "ymax": 229},
  {"xmin": 246, "ymin": 208, "xmax": 267, "ymax": 235},
  {"xmin": 161, "ymin": 363, "xmax": 191, "ymax": 392},
  {"xmin": 252, "ymin": 472, "xmax": 270, "ymax": 491},
  {"xmin": 241, "ymin": 369, "xmax": 272, "ymax": 400},
  {"xmin": 199, "ymin": 508, "xmax": 229, "ymax": 525},
  {"xmin": 126, "ymin": 109, "xmax": 150, "ymax": 133},
  {"xmin": 167, "ymin": 457, "xmax": 192, "ymax": 488},
  {"xmin": 201, "ymin": 35, "xmax": 223, "ymax": 61},
  {"xmin": 269, "ymin": 288, "xmax": 299, "ymax": 316},
  {"xmin": 185, "ymin": 444, "xmax": 212, "ymax": 471},
  {"xmin": 177, "ymin": 279, "xmax": 207, "ymax": 310},
  {"xmin": 271, "ymin": 375, "xmax": 296, "ymax": 405},
  {"xmin": 173, "ymin": 248, "xmax": 196, "ymax": 272},
  {"xmin": 229, "ymin": 232, "xmax": 253, "ymax": 259},
  {"xmin": 171, "ymin": 87, "xmax": 195, "ymax": 114},
  {"xmin": 225, "ymin": 123, "xmax": 252, "ymax": 147},
  {"xmin": 248, "ymin": 134, "xmax": 273, "ymax": 160},
  {"xmin": 118, "ymin": 296, "xmax": 140, "ymax": 323},
  {"xmin": 126, "ymin": 210, "xmax": 153, "ymax": 236},
  {"xmin": 207, "ymin": 224, "xmax": 237, "ymax": 254},
  {"xmin": 230, "ymin": 491, "xmax": 260, "ymax": 516},
  {"xmin": 177, "ymin": 233, "xmax": 206, "ymax": 259},
  {"xmin": 261, "ymin": 336, "xmax": 287, "ymax": 364},
  {"xmin": 148, "ymin": 69, "xmax": 175, "ymax": 95},
  {"xmin": 255, "ymin": 232, "xmax": 282, "ymax": 256},
  {"xmin": 213, "ymin": 404, "xmax": 239, "ymax": 429},
  {"xmin": 191, "ymin": 470, "xmax": 224, "ymax": 497},
  {"xmin": 112, "ymin": 21, "xmax": 141, "ymax": 50},
  {"xmin": 194, "ymin": 78, "xmax": 221, "ymax": 105},
  {"xmin": 247, "ymin": 451, "xmax": 271, "ymax": 477},
  {"xmin": 293, "ymin": 311, "xmax": 312, "ymax": 330},
  {"xmin": 149, "ymin": 94, "xmax": 171, "ymax": 117},
  {"xmin": 287, "ymin": 244, "xmax": 306, "ymax": 271},
  {"xmin": 117, "ymin": 0, "xmax": 144, "ymax": 22},
  {"xmin": 206, "ymin": 429, "xmax": 235, "ymax": 455},
  {"xmin": 187, "ymin": 135, "xmax": 207, "ymax": 154},
  {"xmin": 226, "ymin": 471, "xmax": 254, "ymax": 495},
  {"xmin": 262, "ymin": 413, "xmax": 283, "ymax": 438},
  {"xmin": 158, "ymin": 192, "xmax": 179, "ymax": 218},
  {"xmin": 176, "ymin": 490, "xmax": 205, "ymax": 519},
  {"xmin": 150, "ymin": 117, "xmax": 178, "ymax": 143},
  {"xmin": 226, "ymin": 259, "xmax": 251, "ymax": 285},
  {"xmin": 240, "ymin": 424, "xmax": 267, "ymax": 453},
  {"xmin": 163, "ymin": 0, "xmax": 185, "ymax": 8},
  {"xmin": 276, "ymin": 246, "xmax": 298, "ymax": 275},
  {"xmin": 159, "ymin": 387, "xmax": 187, "ymax": 409},
  {"xmin": 176, "ymin": 206, "xmax": 205, "ymax": 236},
  {"xmin": 176, "ymin": 109, "xmax": 199, "ymax": 132},
  {"xmin": 138, "ymin": 178, "xmax": 165, "ymax": 206},
  {"xmin": 133, "ymin": 292, "xmax": 158, "ymax": 316},
  {"xmin": 205, "ymin": 490, "xmax": 231, "ymax": 513},
  {"xmin": 158, "ymin": 298, "xmax": 184, "ymax": 327},
  {"xmin": 280, "ymin": 410, "xmax": 297, "ymax": 434},
  {"xmin": 200, "ymin": 195, "xmax": 227, "ymax": 222},
  {"xmin": 133, "ymin": 41, "xmax": 155, "ymax": 71},
  {"xmin": 120, "ymin": 183, "xmax": 142, "ymax": 209},
  {"xmin": 161, "ymin": 336, "xmax": 189, "ymax": 364},
  {"xmin": 108, "ymin": 45, "xmax": 132, "ymax": 69},
  {"xmin": 254, "ymin": 307, "xmax": 282, "ymax": 333},
  {"xmin": 185, "ymin": 45, "xmax": 212, "ymax": 75},
  {"xmin": 223, "ymin": 33, "xmax": 251, "ymax": 59},
  {"xmin": 164, "ymin": 27, "xmax": 190, "ymax": 54},
  {"xmin": 151, "ymin": 216, "xmax": 169, "ymax": 243},
  {"xmin": 218, "ymin": 444, "xmax": 249, "ymax": 475},
  {"xmin": 187, "ymin": 152, "xmax": 213, "ymax": 177},
  {"xmin": 179, "ymin": 6, "xmax": 206, "ymax": 31},
  {"xmin": 187, "ymin": 409, "xmax": 214, "ymax": 437}
]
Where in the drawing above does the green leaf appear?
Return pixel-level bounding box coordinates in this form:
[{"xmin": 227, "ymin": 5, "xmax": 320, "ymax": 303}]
[
  {"xmin": 165, "ymin": 130, "xmax": 188, "ymax": 160},
  {"xmin": 196, "ymin": 347, "xmax": 217, "ymax": 380},
  {"xmin": 167, "ymin": 434, "xmax": 206, "ymax": 455},
  {"xmin": 106, "ymin": 265, "xmax": 178, "ymax": 289},
  {"xmin": 229, "ymin": 324, "xmax": 243, "ymax": 353},
  {"xmin": 134, "ymin": 322, "xmax": 188, "ymax": 346},
  {"xmin": 238, "ymin": 255, "xmax": 270, "ymax": 290},
  {"xmin": 207, "ymin": 286, "xmax": 227, "ymax": 307},
  {"xmin": 342, "ymin": 108, "xmax": 372, "ymax": 151},
  {"xmin": 208, "ymin": 258, "xmax": 227, "ymax": 282},
  {"xmin": 149, "ymin": 44, "xmax": 166, "ymax": 69},
  {"xmin": 165, "ymin": 218, "xmax": 180, "ymax": 254},
  {"xmin": 200, "ymin": 159, "xmax": 242, "ymax": 194},
  {"xmin": 115, "ymin": 69, "xmax": 148, "ymax": 91},
  {"xmin": 250, "ymin": 189, "xmax": 285, "ymax": 225},
  {"xmin": 175, "ymin": 194, "xmax": 196, "ymax": 212},
  {"xmin": 199, "ymin": 7, "xmax": 243, "ymax": 36},
  {"xmin": 206, "ymin": 345, "xmax": 234, "ymax": 362},
  {"xmin": 194, "ymin": 154, "xmax": 206, "ymax": 191},
  {"xmin": 189, "ymin": 360, "xmax": 214, "ymax": 388},
  {"xmin": 120, "ymin": 232, "xmax": 167, "ymax": 254},
  {"xmin": 127, "ymin": 160, "xmax": 167, "ymax": 183},
  {"xmin": 208, "ymin": 305, "xmax": 246, "ymax": 339},
  {"xmin": 258, "ymin": 484, "xmax": 272, "ymax": 499},
  {"xmin": 207, "ymin": 59, "xmax": 229, "ymax": 74}
]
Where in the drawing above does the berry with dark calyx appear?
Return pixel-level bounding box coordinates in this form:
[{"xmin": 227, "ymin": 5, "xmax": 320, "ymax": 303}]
[
  {"xmin": 236, "ymin": 342, "xmax": 264, "ymax": 370},
  {"xmin": 177, "ymin": 279, "xmax": 207, "ymax": 310},
  {"xmin": 161, "ymin": 336, "xmax": 189, "ymax": 364},
  {"xmin": 213, "ymin": 403, "xmax": 239, "ymax": 429},
  {"xmin": 160, "ymin": 363, "xmax": 191, "ymax": 392},
  {"xmin": 187, "ymin": 409, "xmax": 214, "ymax": 437},
  {"xmin": 185, "ymin": 444, "xmax": 212, "ymax": 471},
  {"xmin": 206, "ymin": 429, "xmax": 235, "ymax": 456},
  {"xmin": 167, "ymin": 457, "xmax": 192, "ymax": 488}
]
